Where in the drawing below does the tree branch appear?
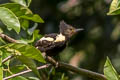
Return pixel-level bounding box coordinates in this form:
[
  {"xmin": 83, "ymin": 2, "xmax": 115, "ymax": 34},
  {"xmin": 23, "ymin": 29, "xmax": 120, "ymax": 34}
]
[
  {"xmin": 0, "ymin": 33, "xmax": 18, "ymax": 43},
  {"xmin": 3, "ymin": 64, "xmax": 51, "ymax": 80},
  {"xmin": 2, "ymin": 55, "xmax": 14, "ymax": 64},
  {"xmin": 59, "ymin": 62, "xmax": 107, "ymax": 80},
  {"xmin": 46, "ymin": 56, "xmax": 107, "ymax": 80}
]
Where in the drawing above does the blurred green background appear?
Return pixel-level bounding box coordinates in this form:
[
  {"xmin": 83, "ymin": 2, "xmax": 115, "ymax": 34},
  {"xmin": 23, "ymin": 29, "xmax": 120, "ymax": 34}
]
[{"xmin": 1, "ymin": 0, "xmax": 120, "ymax": 80}]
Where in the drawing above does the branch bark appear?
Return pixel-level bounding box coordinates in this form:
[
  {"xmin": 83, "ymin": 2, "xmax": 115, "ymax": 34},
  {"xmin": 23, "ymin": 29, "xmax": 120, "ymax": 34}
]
[
  {"xmin": 0, "ymin": 33, "xmax": 18, "ymax": 43},
  {"xmin": 59, "ymin": 62, "xmax": 106, "ymax": 80},
  {"xmin": 46, "ymin": 56, "xmax": 107, "ymax": 80},
  {"xmin": 2, "ymin": 55, "xmax": 14, "ymax": 64}
]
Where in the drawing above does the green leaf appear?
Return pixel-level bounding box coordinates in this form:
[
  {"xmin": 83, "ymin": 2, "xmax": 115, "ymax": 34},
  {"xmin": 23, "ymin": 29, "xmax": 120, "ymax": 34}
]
[
  {"xmin": 17, "ymin": 56, "xmax": 40, "ymax": 77},
  {"xmin": 107, "ymin": 7, "xmax": 120, "ymax": 15},
  {"xmin": 117, "ymin": 0, "xmax": 120, "ymax": 7},
  {"xmin": 61, "ymin": 73, "xmax": 65, "ymax": 80},
  {"xmin": 107, "ymin": 0, "xmax": 120, "ymax": 15},
  {"xmin": 0, "ymin": 3, "xmax": 44, "ymax": 24},
  {"xmin": 28, "ymin": 23, "xmax": 38, "ymax": 35},
  {"xmin": 31, "ymin": 30, "xmax": 42, "ymax": 42},
  {"xmin": 25, "ymin": 30, "xmax": 41, "ymax": 43},
  {"xmin": 20, "ymin": 14, "xmax": 44, "ymax": 23},
  {"xmin": 10, "ymin": 65, "xmax": 26, "ymax": 74},
  {"xmin": 27, "ymin": 0, "xmax": 32, "ymax": 7},
  {"xmin": 3, "ymin": 43, "xmax": 45, "ymax": 63},
  {"xmin": 4, "ymin": 70, "xmax": 11, "ymax": 78},
  {"xmin": 20, "ymin": 19, "xmax": 29, "ymax": 30},
  {"xmin": 11, "ymin": 0, "xmax": 32, "ymax": 7},
  {"xmin": 110, "ymin": 0, "xmax": 118, "ymax": 11},
  {"xmin": 104, "ymin": 57, "xmax": 119, "ymax": 80},
  {"xmin": 0, "ymin": 50, "xmax": 3, "ymax": 80},
  {"xmin": 17, "ymin": 30, "xmax": 42, "ymax": 44},
  {"xmin": 0, "ymin": 38, "xmax": 6, "ymax": 44},
  {"xmin": 0, "ymin": 3, "xmax": 32, "ymax": 17},
  {"xmin": 11, "ymin": 0, "xmax": 27, "ymax": 7},
  {"xmin": 27, "ymin": 77, "xmax": 39, "ymax": 80},
  {"xmin": 0, "ymin": 7, "xmax": 20, "ymax": 33}
]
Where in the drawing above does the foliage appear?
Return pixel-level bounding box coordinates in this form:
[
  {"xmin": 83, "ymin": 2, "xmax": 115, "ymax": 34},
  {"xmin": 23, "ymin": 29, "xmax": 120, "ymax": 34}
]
[
  {"xmin": 0, "ymin": 0, "xmax": 120, "ymax": 80},
  {"xmin": 104, "ymin": 57, "xmax": 120, "ymax": 80},
  {"xmin": 103, "ymin": 0, "xmax": 120, "ymax": 80},
  {"xmin": 0, "ymin": 0, "xmax": 45, "ymax": 80},
  {"xmin": 107, "ymin": 0, "xmax": 120, "ymax": 15},
  {"xmin": 0, "ymin": 7, "xmax": 20, "ymax": 33}
]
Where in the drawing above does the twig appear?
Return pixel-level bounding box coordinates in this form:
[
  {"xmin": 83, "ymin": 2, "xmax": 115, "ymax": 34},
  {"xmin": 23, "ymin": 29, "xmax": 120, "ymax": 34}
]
[
  {"xmin": 0, "ymin": 33, "xmax": 18, "ymax": 43},
  {"xmin": 46, "ymin": 56, "xmax": 107, "ymax": 80},
  {"xmin": 2, "ymin": 55, "xmax": 14, "ymax": 64},
  {"xmin": 3, "ymin": 64, "xmax": 51, "ymax": 80}
]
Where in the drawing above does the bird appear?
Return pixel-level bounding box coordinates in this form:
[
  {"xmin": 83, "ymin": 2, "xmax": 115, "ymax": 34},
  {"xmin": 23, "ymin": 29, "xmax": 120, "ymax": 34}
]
[{"xmin": 35, "ymin": 20, "xmax": 83, "ymax": 57}]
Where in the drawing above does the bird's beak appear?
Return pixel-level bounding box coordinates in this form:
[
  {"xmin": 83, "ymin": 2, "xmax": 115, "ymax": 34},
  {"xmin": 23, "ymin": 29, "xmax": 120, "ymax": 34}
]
[{"xmin": 75, "ymin": 28, "xmax": 84, "ymax": 32}]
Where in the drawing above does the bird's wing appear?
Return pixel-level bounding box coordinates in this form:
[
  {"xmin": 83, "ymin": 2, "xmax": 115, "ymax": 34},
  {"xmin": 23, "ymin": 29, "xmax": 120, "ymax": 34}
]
[{"xmin": 35, "ymin": 33, "xmax": 65, "ymax": 52}]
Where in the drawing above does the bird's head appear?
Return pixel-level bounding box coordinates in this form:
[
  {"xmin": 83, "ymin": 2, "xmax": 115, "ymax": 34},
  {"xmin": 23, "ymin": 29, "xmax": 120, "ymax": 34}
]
[{"xmin": 59, "ymin": 20, "xmax": 83, "ymax": 38}]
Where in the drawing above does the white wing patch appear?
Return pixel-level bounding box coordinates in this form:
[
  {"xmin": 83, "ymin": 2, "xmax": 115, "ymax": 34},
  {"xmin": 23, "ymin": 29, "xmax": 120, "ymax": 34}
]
[
  {"xmin": 40, "ymin": 33, "xmax": 65, "ymax": 42},
  {"xmin": 40, "ymin": 37, "xmax": 54, "ymax": 41},
  {"xmin": 54, "ymin": 33, "xmax": 65, "ymax": 42}
]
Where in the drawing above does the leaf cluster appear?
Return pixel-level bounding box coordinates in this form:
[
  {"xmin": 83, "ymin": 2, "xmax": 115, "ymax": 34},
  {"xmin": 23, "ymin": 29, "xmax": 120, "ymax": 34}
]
[{"xmin": 0, "ymin": 0, "xmax": 46, "ymax": 80}]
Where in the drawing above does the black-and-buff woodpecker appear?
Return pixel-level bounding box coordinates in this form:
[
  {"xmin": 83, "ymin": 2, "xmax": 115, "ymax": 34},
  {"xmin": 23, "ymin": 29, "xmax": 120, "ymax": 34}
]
[{"xmin": 35, "ymin": 20, "xmax": 83, "ymax": 56}]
